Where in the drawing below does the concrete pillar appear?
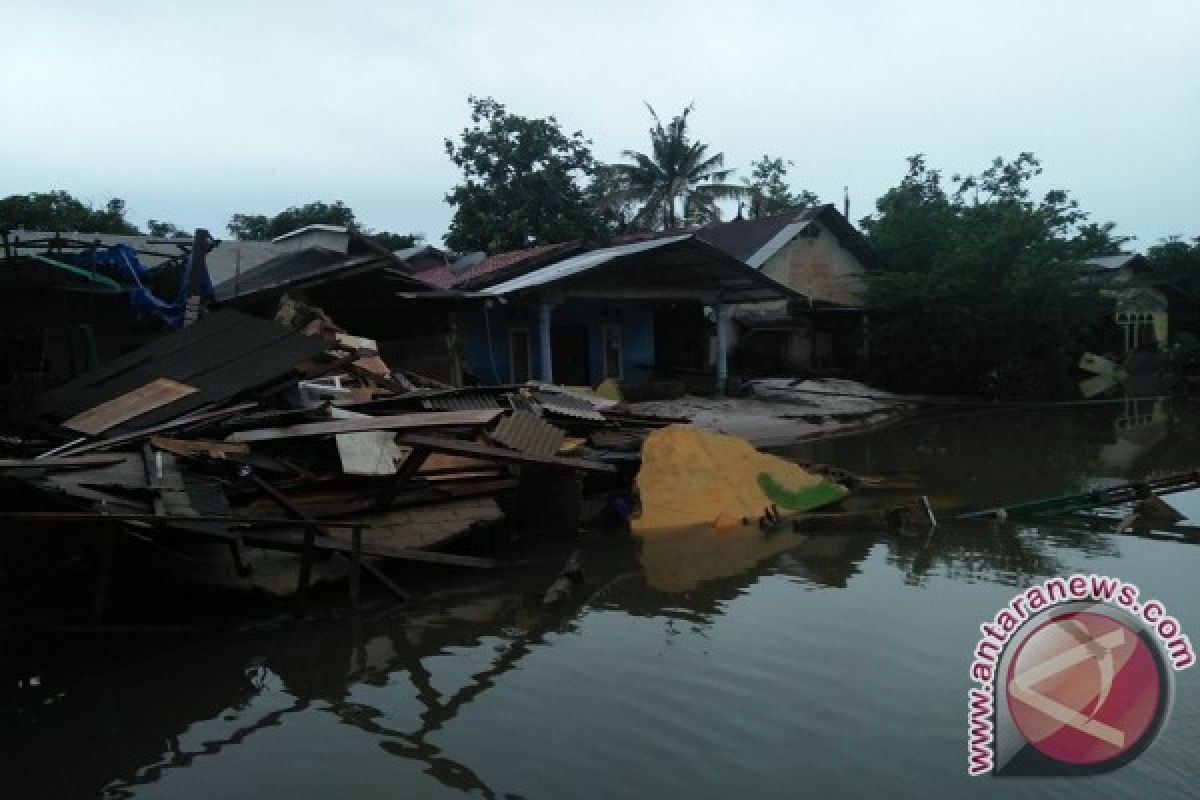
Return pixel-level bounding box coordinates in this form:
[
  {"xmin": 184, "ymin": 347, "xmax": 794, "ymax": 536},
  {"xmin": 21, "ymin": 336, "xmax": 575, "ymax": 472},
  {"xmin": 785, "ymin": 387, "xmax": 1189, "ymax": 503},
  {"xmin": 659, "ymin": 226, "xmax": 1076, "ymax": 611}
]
[
  {"xmin": 538, "ymin": 300, "xmax": 554, "ymax": 383},
  {"xmin": 714, "ymin": 301, "xmax": 730, "ymax": 396}
]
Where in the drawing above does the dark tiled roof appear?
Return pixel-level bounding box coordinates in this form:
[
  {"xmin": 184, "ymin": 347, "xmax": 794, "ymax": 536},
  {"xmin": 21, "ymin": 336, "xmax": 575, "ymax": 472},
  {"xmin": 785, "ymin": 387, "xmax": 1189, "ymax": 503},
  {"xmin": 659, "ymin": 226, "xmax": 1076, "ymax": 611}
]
[
  {"xmin": 33, "ymin": 309, "xmax": 326, "ymax": 432},
  {"xmin": 214, "ymin": 248, "xmax": 435, "ymax": 303},
  {"xmin": 604, "ymin": 205, "xmax": 876, "ymax": 269},
  {"xmin": 694, "ymin": 207, "xmax": 823, "ymax": 262},
  {"xmin": 455, "ymin": 242, "xmax": 583, "ymax": 289}
]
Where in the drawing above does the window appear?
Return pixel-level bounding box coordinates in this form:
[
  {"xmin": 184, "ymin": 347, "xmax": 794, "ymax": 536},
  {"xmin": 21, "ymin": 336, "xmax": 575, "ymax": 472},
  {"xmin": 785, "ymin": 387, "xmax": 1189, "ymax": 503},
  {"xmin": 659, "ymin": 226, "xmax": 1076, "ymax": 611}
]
[
  {"xmin": 509, "ymin": 327, "xmax": 531, "ymax": 382},
  {"xmin": 603, "ymin": 324, "xmax": 622, "ymax": 379}
]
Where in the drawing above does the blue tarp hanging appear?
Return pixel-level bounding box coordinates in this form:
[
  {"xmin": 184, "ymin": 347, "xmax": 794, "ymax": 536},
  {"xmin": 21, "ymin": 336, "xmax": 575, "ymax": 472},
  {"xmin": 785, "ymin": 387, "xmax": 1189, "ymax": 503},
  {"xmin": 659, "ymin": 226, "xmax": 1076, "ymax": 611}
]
[{"xmin": 74, "ymin": 244, "xmax": 214, "ymax": 328}]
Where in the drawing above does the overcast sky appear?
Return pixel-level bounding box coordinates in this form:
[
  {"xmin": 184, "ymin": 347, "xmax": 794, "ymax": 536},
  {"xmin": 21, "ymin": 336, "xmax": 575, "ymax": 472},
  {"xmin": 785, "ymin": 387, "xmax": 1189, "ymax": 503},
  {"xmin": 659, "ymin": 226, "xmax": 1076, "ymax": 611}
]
[{"xmin": 3, "ymin": 0, "xmax": 1198, "ymax": 249}]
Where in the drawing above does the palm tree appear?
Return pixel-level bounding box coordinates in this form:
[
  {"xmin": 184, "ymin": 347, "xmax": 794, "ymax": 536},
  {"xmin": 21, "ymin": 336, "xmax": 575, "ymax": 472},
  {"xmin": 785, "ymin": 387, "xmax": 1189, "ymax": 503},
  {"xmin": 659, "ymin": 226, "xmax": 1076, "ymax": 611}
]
[{"xmin": 603, "ymin": 103, "xmax": 747, "ymax": 230}]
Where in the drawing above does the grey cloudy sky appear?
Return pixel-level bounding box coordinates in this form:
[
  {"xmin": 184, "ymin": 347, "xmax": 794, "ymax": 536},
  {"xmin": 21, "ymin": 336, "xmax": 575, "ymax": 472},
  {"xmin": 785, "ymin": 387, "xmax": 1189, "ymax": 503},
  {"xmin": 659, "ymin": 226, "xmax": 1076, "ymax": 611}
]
[{"xmin": 3, "ymin": 0, "xmax": 1198, "ymax": 248}]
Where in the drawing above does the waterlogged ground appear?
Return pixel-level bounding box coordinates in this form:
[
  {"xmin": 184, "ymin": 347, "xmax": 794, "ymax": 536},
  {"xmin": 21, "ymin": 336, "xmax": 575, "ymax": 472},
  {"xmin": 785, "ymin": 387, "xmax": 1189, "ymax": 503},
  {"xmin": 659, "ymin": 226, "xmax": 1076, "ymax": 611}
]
[{"xmin": 2, "ymin": 399, "xmax": 1198, "ymax": 798}]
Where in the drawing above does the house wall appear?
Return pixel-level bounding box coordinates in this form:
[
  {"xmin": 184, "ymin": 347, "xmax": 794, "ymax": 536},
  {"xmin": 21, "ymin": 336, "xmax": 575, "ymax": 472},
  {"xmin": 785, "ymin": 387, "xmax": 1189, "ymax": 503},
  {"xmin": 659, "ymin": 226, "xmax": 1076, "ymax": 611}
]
[
  {"xmin": 757, "ymin": 220, "xmax": 868, "ymax": 309},
  {"xmin": 458, "ymin": 298, "xmax": 655, "ymax": 386},
  {"xmin": 727, "ymin": 220, "xmax": 869, "ymax": 374}
]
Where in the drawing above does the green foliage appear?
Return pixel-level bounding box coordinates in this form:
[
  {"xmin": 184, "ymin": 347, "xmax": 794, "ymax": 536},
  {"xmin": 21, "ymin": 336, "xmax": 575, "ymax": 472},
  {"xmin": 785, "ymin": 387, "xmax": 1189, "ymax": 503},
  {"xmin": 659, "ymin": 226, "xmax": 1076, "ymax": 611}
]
[
  {"xmin": 225, "ymin": 201, "xmax": 419, "ymax": 249},
  {"xmin": 861, "ymin": 153, "xmax": 1117, "ymax": 399},
  {"xmin": 603, "ymin": 103, "xmax": 747, "ymax": 230},
  {"xmin": 1147, "ymin": 235, "xmax": 1200, "ymax": 337},
  {"xmin": 226, "ymin": 201, "xmax": 355, "ymax": 241},
  {"xmin": 147, "ymin": 219, "xmax": 190, "ymax": 238},
  {"xmin": 443, "ymin": 96, "xmax": 604, "ymax": 253},
  {"xmin": 368, "ymin": 230, "xmax": 423, "ymax": 251},
  {"xmin": 226, "ymin": 213, "xmax": 272, "ymax": 241},
  {"xmin": 743, "ymin": 155, "xmax": 819, "ymax": 217},
  {"xmin": 0, "ymin": 190, "xmax": 140, "ymax": 235},
  {"xmin": 1147, "ymin": 235, "xmax": 1200, "ymax": 298}
]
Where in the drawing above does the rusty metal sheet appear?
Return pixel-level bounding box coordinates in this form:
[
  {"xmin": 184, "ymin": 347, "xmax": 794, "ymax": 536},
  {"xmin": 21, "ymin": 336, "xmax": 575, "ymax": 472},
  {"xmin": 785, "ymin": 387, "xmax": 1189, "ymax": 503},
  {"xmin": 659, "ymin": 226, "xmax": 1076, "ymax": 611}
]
[
  {"xmin": 421, "ymin": 389, "xmax": 509, "ymax": 412},
  {"xmin": 533, "ymin": 390, "xmax": 606, "ymax": 421},
  {"xmin": 488, "ymin": 410, "xmax": 565, "ymax": 458}
]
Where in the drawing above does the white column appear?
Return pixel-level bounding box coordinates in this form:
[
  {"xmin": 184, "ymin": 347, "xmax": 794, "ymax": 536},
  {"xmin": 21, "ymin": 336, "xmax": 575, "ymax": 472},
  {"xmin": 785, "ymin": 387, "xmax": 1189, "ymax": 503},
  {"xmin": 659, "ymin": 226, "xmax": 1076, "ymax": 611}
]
[
  {"xmin": 714, "ymin": 301, "xmax": 730, "ymax": 396},
  {"xmin": 538, "ymin": 300, "xmax": 554, "ymax": 383}
]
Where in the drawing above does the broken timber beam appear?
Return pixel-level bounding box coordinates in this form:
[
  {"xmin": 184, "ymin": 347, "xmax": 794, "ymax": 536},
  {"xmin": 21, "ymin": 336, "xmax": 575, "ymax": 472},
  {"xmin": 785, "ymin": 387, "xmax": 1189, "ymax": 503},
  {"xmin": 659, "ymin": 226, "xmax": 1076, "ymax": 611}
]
[
  {"xmin": 395, "ymin": 433, "xmax": 616, "ymax": 473},
  {"xmin": 244, "ymin": 472, "xmax": 410, "ymax": 609},
  {"xmin": 225, "ymin": 409, "xmax": 502, "ymax": 442}
]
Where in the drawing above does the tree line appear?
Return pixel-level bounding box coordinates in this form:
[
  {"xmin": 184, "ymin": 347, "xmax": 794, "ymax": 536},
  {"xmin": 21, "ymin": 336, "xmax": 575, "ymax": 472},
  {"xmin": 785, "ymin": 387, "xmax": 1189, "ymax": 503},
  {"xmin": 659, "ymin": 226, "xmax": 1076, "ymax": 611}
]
[{"xmin": 0, "ymin": 194, "xmax": 421, "ymax": 250}]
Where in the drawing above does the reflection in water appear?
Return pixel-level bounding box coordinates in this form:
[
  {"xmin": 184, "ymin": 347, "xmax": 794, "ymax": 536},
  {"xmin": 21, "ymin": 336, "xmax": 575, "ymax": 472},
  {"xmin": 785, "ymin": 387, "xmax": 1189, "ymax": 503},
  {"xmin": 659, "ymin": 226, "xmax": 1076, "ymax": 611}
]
[
  {"xmin": 634, "ymin": 524, "xmax": 867, "ymax": 594},
  {"xmin": 2, "ymin": 399, "xmax": 1199, "ymax": 799}
]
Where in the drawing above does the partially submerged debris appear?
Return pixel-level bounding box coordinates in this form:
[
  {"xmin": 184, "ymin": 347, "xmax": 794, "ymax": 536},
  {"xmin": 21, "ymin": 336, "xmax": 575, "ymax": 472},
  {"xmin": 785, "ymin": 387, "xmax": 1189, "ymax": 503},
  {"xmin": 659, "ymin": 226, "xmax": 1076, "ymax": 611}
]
[
  {"xmin": 959, "ymin": 470, "xmax": 1200, "ymax": 521},
  {"xmin": 630, "ymin": 425, "xmax": 848, "ymax": 532},
  {"xmin": 0, "ymin": 309, "xmax": 641, "ymax": 619}
]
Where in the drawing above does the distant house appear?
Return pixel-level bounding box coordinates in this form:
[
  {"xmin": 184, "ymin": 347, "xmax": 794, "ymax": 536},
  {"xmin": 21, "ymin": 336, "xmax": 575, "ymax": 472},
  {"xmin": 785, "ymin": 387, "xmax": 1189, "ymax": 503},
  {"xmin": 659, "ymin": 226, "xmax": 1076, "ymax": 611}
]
[
  {"xmin": 1078, "ymin": 252, "xmax": 1168, "ymax": 355},
  {"xmin": 693, "ymin": 205, "xmax": 879, "ymax": 374}
]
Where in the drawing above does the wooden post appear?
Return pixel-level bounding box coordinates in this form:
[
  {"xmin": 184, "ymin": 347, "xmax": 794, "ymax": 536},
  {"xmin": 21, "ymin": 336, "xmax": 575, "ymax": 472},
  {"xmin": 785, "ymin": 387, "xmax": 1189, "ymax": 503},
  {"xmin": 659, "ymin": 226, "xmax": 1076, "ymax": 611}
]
[
  {"xmin": 349, "ymin": 525, "xmax": 363, "ymax": 608},
  {"xmin": 184, "ymin": 228, "xmax": 214, "ymax": 327},
  {"xmin": 295, "ymin": 522, "xmax": 319, "ymax": 614},
  {"xmin": 538, "ymin": 300, "xmax": 554, "ymax": 383},
  {"xmin": 246, "ymin": 471, "xmax": 410, "ymax": 607}
]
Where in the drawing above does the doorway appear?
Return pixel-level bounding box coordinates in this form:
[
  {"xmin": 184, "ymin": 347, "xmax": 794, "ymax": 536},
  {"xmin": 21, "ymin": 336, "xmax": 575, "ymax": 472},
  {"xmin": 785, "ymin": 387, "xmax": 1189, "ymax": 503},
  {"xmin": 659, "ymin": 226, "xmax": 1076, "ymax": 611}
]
[{"xmin": 551, "ymin": 325, "xmax": 590, "ymax": 386}]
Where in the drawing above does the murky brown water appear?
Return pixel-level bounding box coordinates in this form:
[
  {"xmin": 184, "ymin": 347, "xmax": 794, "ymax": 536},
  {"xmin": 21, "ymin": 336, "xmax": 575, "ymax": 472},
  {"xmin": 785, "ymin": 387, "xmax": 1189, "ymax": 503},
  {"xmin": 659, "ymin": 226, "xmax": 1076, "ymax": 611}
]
[{"xmin": 2, "ymin": 398, "xmax": 1198, "ymax": 798}]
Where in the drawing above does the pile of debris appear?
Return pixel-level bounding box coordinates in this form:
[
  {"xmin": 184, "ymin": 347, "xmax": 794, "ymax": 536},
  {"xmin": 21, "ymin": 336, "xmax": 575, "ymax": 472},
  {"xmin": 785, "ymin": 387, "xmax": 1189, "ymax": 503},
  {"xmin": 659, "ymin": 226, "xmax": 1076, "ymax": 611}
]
[{"xmin": 0, "ymin": 309, "xmax": 678, "ymax": 617}]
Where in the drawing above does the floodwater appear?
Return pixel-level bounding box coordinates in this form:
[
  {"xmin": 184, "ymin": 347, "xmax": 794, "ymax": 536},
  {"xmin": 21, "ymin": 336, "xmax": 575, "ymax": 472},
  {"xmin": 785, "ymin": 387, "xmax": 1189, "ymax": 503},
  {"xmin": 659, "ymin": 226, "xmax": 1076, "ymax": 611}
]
[{"xmin": 3, "ymin": 398, "xmax": 1199, "ymax": 799}]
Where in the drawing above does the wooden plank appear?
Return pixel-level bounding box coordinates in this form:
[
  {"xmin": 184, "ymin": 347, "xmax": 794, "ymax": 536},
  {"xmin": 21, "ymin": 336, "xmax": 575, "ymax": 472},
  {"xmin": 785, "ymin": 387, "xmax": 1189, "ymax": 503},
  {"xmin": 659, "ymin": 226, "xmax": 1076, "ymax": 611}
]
[
  {"xmin": 149, "ymin": 436, "xmax": 250, "ymax": 458},
  {"xmin": 242, "ymin": 529, "xmax": 499, "ymax": 568},
  {"xmin": 63, "ymin": 378, "xmax": 199, "ymax": 435},
  {"xmin": 54, "ymin": 402, "xmax": 259, "ymax": 458},
  {"xmin": 226, "ymin": 409, "xmax": 502, "ymax": 442},
  {"xmin": 395, "ymin": 433, "xmax": 616, "ymax": 473},
  {"xmin": 0, "ymin": 512, "xmax": 371, "ymax": 528},
  {"xmin": 0, "ymin": 454, "xmax": 128, "ymax": 469}
]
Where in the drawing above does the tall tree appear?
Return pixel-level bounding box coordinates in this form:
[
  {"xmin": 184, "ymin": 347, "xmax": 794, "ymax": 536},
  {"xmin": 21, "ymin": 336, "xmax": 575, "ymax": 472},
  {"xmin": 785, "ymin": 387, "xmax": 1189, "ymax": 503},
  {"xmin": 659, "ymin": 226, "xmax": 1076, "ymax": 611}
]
[
  {"xmin": 0, "ymin": 190, "xmax": 140, "ymax": 234},
  {"xmin": 444, "ymin": 96, "xmax": 603, "ymax": 253},
  {"xmin": 743, "ymin": 155, "xmax": 820, "ymax": 217},
  {"xmin": 861, "ymin": 153, "xmax": 1118, "ymax": 399},
  {"xmin": 604, "ymin": 103, "xmax": 746, "ymax": 230}
]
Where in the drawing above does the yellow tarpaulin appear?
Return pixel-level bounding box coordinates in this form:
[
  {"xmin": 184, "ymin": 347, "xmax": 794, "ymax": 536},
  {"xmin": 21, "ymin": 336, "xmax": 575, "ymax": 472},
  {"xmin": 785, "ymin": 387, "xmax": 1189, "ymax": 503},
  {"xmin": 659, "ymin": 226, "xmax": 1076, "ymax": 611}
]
[{"xmin": 631, "ymin": 425, "xmax": 846, "ymax": 533}]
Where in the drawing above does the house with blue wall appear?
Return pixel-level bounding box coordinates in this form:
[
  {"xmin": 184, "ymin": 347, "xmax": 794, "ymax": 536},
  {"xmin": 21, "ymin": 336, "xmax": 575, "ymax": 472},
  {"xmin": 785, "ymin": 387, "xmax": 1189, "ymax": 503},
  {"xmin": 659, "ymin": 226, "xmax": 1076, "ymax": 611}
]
[{"xmin": 455, "ymin": 234, "xmax": 797, "ymax": 394}]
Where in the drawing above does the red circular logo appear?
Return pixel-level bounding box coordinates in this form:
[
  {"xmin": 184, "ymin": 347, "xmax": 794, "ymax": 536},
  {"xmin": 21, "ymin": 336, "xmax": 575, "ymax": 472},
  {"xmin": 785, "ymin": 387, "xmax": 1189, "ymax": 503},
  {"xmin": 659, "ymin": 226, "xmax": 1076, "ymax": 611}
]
[{"xmin": 1006, "ymin": 611, "xmax": 1163, "ymax": 766}]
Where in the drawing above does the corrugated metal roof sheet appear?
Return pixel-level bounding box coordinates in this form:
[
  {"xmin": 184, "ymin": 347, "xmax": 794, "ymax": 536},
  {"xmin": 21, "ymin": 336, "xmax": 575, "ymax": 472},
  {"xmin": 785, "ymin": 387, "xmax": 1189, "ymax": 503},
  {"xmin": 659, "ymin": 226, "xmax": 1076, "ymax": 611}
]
[
  {"xmin": 488, "ymin": 410, "xmax": 565, "ymax": 457},
  {"xmin": 533, "ymin": 390, "xmax": 606, "ymax": 421},
  {"xmin": 483, "ymin": 235, "xmax": 799, "ymax": 304},
  {"xmin": 485, "ymin": 236, "xmax": 691, "ymax": 295},
  {"xmin": 421, "ymin": 390, "xmax": 510, "ymax": 412}
]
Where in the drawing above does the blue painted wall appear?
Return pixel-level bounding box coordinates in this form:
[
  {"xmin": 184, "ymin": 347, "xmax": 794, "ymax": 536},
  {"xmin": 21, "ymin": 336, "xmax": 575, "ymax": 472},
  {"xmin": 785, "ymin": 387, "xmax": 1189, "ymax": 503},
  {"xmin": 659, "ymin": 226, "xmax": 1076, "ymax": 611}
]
[{"xmin": 458, "ymin": 298, "xmax": 656, "ymax": 386}]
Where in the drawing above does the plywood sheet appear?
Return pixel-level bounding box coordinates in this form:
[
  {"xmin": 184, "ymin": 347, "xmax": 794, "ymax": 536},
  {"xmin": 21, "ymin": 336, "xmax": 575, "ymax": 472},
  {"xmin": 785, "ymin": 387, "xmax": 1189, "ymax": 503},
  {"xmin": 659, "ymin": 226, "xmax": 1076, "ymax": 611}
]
[{"xmin": 63, "ymin": 378, "xmax": 198, "ymax": 435}]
